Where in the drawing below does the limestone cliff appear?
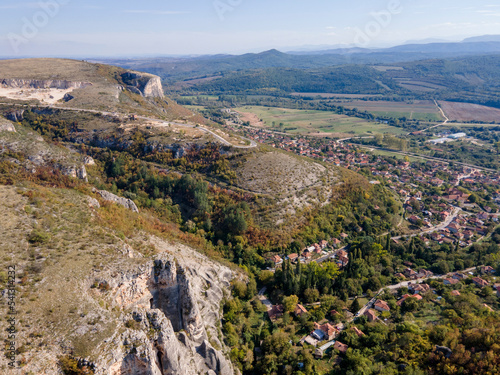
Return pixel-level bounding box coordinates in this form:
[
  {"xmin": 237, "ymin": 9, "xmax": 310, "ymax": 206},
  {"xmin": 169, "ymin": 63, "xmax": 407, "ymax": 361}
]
[
  {"xmin": 100, "ymin": 250, "xmax": 235, "ymax": 375},
  {"xmin": 0, "ymin": 182, "xmax": 237, "ymax": 375},
  {"xmin": 0, "ymin": 78, "xmax": 92, "ymax": 90},
  {"xmin": 120, "ymin": 72, "xmax": 164, "ymax": 98}
]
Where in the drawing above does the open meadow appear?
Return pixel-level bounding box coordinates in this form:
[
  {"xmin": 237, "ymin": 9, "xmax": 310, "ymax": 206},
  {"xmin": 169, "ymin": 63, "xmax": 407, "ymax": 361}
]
[
  {"xmin": 336, "ymin": 100, "xmax": 443, "ymax": 121},
  {"xmin": 234, "ymin": 106, "xmax": 406, "ymax": 136}
]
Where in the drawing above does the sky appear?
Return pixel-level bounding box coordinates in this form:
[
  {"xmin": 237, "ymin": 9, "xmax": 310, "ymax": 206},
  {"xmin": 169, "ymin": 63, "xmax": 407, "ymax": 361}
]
[{"xmin": 0, "ymin": 0, "xmax": 499, "ymax": 57}]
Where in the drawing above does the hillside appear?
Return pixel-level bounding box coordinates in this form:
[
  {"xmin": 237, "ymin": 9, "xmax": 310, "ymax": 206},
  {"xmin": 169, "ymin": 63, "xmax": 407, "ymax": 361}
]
[
  {"xmin": 96, "ymin": 40, "xmax": 500, "ymax": 83},
  {"xmin": 0, "ymin": 58, "xmax": 203, "ymax": 122},
  {"xmin": 0, "ymin": 59, "xmax": 404, "ymax": 374}
]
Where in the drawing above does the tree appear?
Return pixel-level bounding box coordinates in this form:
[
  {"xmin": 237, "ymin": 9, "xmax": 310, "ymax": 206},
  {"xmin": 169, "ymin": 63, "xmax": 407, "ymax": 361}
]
[
  {"xmin": 351, "ymin": 297, "xmax": 361, "ymax": 313},
  {"xmin": 283, "ymin": 295, "xmax": 299, "ymax": 313},
  {"xmin": 304, "ymin": 288, "xmax": 320, "ymax": 304},
  {"xmin": 259, "ymin": 270, "xmax": 274, "ymax": 285}
]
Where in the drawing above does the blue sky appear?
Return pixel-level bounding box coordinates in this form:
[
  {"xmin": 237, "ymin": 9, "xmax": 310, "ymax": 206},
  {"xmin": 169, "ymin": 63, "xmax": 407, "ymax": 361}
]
[{"xmin": 0, "ymin": 0, "xmax": 499, "ymax": 57}]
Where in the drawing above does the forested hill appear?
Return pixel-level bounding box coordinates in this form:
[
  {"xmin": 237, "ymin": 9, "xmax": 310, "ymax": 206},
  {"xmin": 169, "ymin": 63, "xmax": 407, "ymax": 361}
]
[{"xmin": 96, "ymin": 41, "xmax": 500, "ymax": 81}]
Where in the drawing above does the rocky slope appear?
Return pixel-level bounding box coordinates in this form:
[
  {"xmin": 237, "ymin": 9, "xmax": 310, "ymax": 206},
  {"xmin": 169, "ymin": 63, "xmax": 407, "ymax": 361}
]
[
  {"xmin": 0, "ymin": 78, "xmax": 92, "ymax": 90},
  {"xmin": 0, "ymin": 59, "xmax": 200, "ymax": 121},
  {"xmin": 0, "ymin": 183, "xmax": 236, "ymax": 374}
]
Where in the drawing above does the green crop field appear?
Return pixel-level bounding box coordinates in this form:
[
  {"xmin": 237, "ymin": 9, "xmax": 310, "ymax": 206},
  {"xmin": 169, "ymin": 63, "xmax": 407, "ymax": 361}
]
[{"xmin": 235, "ymin": 106, "xmax": 406, "ymax": 136}]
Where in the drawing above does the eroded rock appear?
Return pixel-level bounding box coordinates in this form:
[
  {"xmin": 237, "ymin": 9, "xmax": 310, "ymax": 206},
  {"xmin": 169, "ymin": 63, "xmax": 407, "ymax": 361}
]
[{"xmin": 93, "ymin": 188, "xmax": 139, "ymax": 213}]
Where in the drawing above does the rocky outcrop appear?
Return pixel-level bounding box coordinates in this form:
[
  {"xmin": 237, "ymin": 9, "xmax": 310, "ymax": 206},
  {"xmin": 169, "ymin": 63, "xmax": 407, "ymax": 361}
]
[
  {"xmin": 59, "ymin": 165, "xmax": 88, "ymax": 182},
  {"xmin": 93, "ymin": 188, "xmax": 139, "ymax": 213},
  {"xmin": 97, "ymin": 248, "xmax": 235, "ymax": 375},
  {"xmin": 0, "ymin": 121, "xmax": 16, "ymax": 132},
  {"xmin": 6, "ymin": 110, "xmax": 24, "ymax": 122},
  {"xmin": 83, "ymin": 156, "xmax": 95, "ymax": 165},
  {"xmin": 121, "ymin": 72, "xmax": 164, "ymax": 98},
  {"xmin": 0, "ymin": 78, "xmax": 92, "ymax": 90}
]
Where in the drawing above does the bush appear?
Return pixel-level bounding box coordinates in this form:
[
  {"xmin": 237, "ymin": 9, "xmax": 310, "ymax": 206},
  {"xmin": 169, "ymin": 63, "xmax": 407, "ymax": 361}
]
[
  {"xmin": 27, "ymin": 229, "xmax": 51, "ymax": 244},
  {"xmin": 59, "ymin": 355, "xmax": 94, "ymax": 375}
]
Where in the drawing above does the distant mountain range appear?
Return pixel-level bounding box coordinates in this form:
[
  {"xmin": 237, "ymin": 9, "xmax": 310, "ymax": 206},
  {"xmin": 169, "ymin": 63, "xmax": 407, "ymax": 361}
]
[{"xmin": 96, "ymin": 36, "xmax": 500, "ymax": 81}]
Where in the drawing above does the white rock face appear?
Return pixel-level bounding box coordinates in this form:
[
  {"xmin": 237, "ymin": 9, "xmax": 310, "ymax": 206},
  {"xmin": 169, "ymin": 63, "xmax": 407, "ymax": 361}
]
[
  {"xmin": 93, "ymin": 188, "xmax": 139, "ymax": 213},
  {"xmin": 120, "ymin": 72, "xmax": 164, "ymax": 98},
  {"xmin": 83, "ymin": 156, "xmax": 95, "ymax": 165},
  {"xmin": 142, "ymin": 76, "xmax": 164, "ymax": 98},
  {"xmin": 97, "ymin": 244, "xmax": 235, "ymax": 375},
  {"xmin": 0, "ymin": 121, "xmax": 16, "ymax": 132},
  {"xmin": 0, "ymin": 78, "xmax": 92, "ymax": 90}
]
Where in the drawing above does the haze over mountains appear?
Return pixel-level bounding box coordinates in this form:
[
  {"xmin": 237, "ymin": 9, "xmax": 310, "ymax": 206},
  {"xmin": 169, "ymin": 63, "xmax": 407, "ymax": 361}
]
[{"xmin": 95, "ymin": 36, "xmax": 500, "ymax": 81}]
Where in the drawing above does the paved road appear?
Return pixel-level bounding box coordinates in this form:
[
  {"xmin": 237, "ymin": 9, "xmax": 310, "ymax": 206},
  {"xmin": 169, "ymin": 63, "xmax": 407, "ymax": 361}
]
[
  {"xmin": 352, "ymin": 144, "xmax": 497, "ymax": 172},
  {"xmin": 352, "ymin": 266, "xmax": 477, "ymax": 321},
  {"xmin": 391, "ymin": 206, "xmax": 462, "ymax": 240}
]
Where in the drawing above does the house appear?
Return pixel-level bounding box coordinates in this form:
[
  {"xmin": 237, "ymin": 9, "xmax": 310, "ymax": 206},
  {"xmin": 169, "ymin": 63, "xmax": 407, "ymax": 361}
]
[
  {"xmin": 337, "ymin": 255, "xmax": 349, "ymax": 268},
  {"xmin": 408, "ymin": 215, "xmax": 421, "ymax": 225},
  {"xmin": 374, "ymin": 299, "xmax": 390, "ymax": 312},
  {"xmin": 403, "ymin": 268, "xmax": 418, "ymax": 279},
  {"xmin": 480, "ymin": 266, "xmax": 495, "ymax": 275},
  {"xmin": 430, "ymin": 232, "xmax": 442, "ymax": 241},
  {"xmin": 410, "ymin": 283, "xmax": 431, "ymax": 294},
  {"xmin": 417, "ymin": 269, "xmax": 434, "ymax": 279},
  {"xmin": 312, "ymin": 329, "xmax": 326, "ymax": 341},
  {"xmin": 443, "ymin": 278, "xmax": 459, "ymax": 286},
  {"xmin": 452, "ymin": 272, "xmax": 467, "ymax": 280},
  {"xmin": 314, "ymin": 322, "xmax": 338, "ymax": 341},
  {"xmin": 287, "ymin": 253, "xmax": 298, "ymax": 262},
  {"xmin": 319, "ymin": 240, "xmax": 328, "ymax": 249},
  {"xmin": 331, "ymin": 238, "xmax": 341, "ymax": 248},
  {"xmin": 351, "ymin": 326, "xmax": 365, "ymax": 337},
  {"xmin": 364, "ymin": 309, "xmax": 378, "ymax": 322},
  {"xmin": 267, "ymin": 305, "xmax": 284, "ymax": 321},
  {"xmin": 450, "ymin": 290, "xmax": 461, "ymax": 296},
  {"xmin": 301, "ymin": 251, "xmax": 312, "ymax": 260},
  {"xmin": 333, "ymin": 341, "xmax": 349, "ymax": 354},
  {"xmin": 271, "ymin": 255, "xmax": 282, "ymax": 265},
  {"xmin": 337, "ymin": 249, "xmax": 348, "ymax": 258},
  {"xmin": 463, "ymin": 230, "xmax": 474, "ymax": 240},
  {"xmin": 294, "ymin": 304, "xmax": 308, "ymax": 317},
  {"xmin": 340, "ymin": 233, "xmax": 349, "ymax": 239},
  {"xmin": 447, "ymin": 223, "xmax": 461, "ymax": 234},
  {"xmin": 472, "ymin": 277, "xmax": 489, "ymax": 288},
  {"xmin": 395, "ymin": 272, "xmax": 406, "ymax": 279}
]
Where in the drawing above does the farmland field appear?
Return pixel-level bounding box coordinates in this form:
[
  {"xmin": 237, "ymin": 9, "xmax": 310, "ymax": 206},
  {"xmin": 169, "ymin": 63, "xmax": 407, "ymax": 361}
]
[
  {"xmin": 291, "ymin": 92, "xmax": 382, "ymax": 99},
  {"xmin": 439, "ymin": 101, "xmax": 500, "ymax": 122},
  {"xmin": 234, "ymin": 106, "xmax": 406, "ymax": 136},
  {"xmin": 337, "ymin": 100, "xmax": 443, "ymax": 121}
]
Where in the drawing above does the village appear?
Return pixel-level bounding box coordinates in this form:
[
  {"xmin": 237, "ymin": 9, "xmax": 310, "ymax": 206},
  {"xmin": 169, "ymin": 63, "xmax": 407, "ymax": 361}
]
[
  {"xmin": 221, "ymin": 120, "xmax": 500, "ymax": 246},
  {"xmin": 261, "ymin": 252, "xmax": 499, "ymax": 361}
]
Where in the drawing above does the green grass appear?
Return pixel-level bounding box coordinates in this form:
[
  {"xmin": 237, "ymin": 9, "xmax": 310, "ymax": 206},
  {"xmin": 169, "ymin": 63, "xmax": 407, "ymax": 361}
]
[
  {"xmin": 337, "ymin": 100, "xmax": 443, "ymax": 122},
  {"xmin": 371, "ymin": 111, "xmax": 442, "ymax": 122},
  {"xmin": 235, "ymin": 106, "xmax": 406, "ymax": 136},
  {"xmin": 367, "ymin": 149, "xmax": 420, "ymax": 162}
]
